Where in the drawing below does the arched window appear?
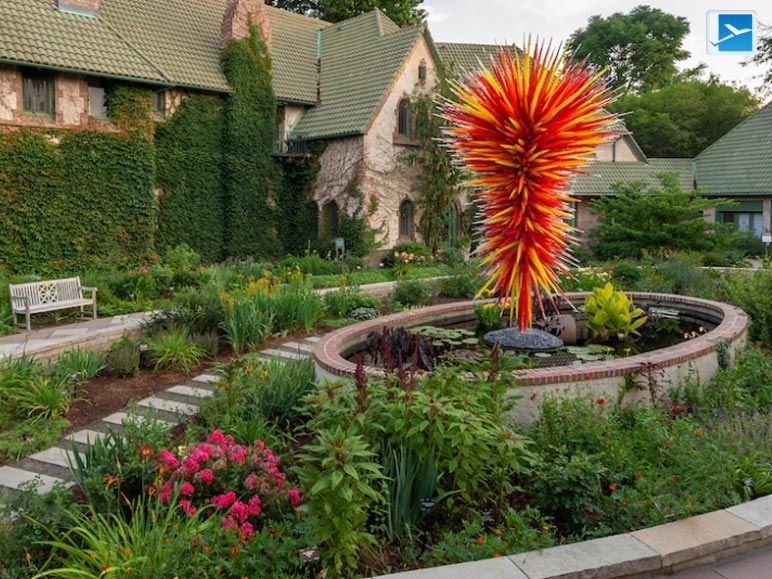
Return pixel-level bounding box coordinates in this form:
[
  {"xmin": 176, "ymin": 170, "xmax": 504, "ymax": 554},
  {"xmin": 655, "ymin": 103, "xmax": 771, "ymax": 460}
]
[
  {"xmin": 397, "ymin": 99, "xmax": 411, "ymax": 138},
  {"xmin": 322, "ymin": 200, "xmax": 339, "ymax": 236},
  {"xmin": 418, "ymin": 60, "xmax": 427, "ymax": 85},
  {"xmin": 399, "ymin": 199, "xmax": 415, "ymax": 239}
]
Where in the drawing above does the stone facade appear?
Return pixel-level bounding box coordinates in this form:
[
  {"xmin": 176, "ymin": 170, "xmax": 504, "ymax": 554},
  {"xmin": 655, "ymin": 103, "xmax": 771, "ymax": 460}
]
[
  {"xmin": 0, "ymin": 65, "xmax": 122, "ymax": 133},
  {"xmin": 358, "ymin": 37, "xmax": 437, "ymax": 248},
  {"xmin": 313, "ymin": 136, "xmax": 365, "ymax": 225},
  {"xmin": 221, "ymin": 0, "xmax": 272, "ymax": 51}
]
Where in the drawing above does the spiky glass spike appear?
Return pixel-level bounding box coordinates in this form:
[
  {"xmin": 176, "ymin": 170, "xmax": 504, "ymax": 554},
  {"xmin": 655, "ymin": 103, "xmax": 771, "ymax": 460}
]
[{"xmin": 443, "ymin": 41, "xmax": 618, "ymax": 329}]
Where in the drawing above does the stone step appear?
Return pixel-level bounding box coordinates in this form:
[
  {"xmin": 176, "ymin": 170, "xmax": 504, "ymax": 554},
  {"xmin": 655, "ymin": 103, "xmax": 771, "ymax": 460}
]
[
  {"xmin": 0, "ymin": 466, "xmax": 64, "ymax": 494},
  {"xmin": 64, "ymin": 429, "xmax": 107, "ymax": 446},
  {"xmin": 28, "ymin": 447, "xmax": 84, "ymax": 470},
  {"xmin": 165, "ymin": 384, "xmax": 214, "ymax": 399},
  {"xmin": 278, "ymin": 341, "xmax": 315, "ymax": 354},
  {"xmin": 136, "ymin": 396, "xmax": 198, "ymax": 416},
  {"xmin": 101, "ymin": 411, "xmax": 174, "ymax": 429},
  {"xmin": 304, "ymin": 336, "xmax": 321, "ymax": 343},
  {"xmin": 258, "ymin": 348, "xmax": 308, "ymax": 361},
  {"xmin": 192, "ymin": 373, "xmax": 220, "ymax": 384}
]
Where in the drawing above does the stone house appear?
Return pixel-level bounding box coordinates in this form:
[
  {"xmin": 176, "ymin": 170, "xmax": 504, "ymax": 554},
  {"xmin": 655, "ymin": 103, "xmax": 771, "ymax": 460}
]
[
  {"xmin": 0, "ymin": 0, "xmax": 448, "ymax": 253},
  {"xmin": 1, "ymin": 0, "xmax": 760, "ymax": 260}
]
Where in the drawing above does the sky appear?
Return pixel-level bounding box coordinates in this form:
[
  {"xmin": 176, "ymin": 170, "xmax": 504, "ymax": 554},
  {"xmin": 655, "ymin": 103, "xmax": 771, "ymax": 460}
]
[{"xmin": 423, "ymin": 0, "xmax": 770, "ymax": 99}]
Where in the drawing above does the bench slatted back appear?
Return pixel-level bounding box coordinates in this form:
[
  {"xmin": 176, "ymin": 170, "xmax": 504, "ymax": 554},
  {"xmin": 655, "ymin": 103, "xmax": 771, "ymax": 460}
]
[{"xmin": 9, "ymin": 277, "xmax": 82, "ymax": 307}]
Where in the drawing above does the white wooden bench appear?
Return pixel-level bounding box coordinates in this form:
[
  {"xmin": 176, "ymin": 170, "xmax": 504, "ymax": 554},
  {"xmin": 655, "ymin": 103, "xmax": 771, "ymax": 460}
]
[{"xmin": 8, "ymin": 277, "xmax": 97, "ymax": 332}]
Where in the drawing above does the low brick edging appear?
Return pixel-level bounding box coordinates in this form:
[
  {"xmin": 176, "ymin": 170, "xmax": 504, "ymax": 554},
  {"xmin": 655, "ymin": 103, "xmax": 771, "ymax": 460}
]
[
  {"xmin": 376, "ymin": 495, "xmax": 772, "ymax": 578},
  {"xmin": 313, "ymin": 293, "xmax": 748, "ymax": 387}
]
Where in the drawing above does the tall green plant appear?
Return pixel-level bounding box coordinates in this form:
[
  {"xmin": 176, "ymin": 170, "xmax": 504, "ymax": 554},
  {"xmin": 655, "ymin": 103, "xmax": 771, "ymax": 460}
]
[
  {"xmin": 294, "ymin": 427, "xmax": 385, "ymax": 576},
  {"xmin": 584, "ymin": 282, "xmax": 647, "ymax": 340}
]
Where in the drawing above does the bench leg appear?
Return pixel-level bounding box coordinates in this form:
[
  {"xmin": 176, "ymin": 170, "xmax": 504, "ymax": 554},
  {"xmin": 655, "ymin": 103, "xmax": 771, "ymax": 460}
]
[{"xmin": 25, "ymin": 310, "xmax": 31, "ymax": 332}]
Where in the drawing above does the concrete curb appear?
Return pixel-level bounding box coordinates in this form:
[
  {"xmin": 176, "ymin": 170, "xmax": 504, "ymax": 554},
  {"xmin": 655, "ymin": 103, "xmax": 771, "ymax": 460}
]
[{"xmin": 377, "ymin": 496, "xmax": 772, "ymax": 578}]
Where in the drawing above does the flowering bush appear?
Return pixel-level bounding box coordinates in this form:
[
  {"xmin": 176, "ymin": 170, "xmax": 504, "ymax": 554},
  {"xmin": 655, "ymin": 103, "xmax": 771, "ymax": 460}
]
[{"xmin": 154, "ymin": 430, "xmax": 300, "ymax": 542}]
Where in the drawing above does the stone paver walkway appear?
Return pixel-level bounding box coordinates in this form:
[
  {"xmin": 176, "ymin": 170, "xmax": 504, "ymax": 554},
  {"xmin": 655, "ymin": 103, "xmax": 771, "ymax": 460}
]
[{"xmin": 0, "ymin": 320, "xmax": 319, "ymax": 497}]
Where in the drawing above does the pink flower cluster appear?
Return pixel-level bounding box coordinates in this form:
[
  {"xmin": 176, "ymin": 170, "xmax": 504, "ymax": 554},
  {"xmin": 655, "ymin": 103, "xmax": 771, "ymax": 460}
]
[{"xmin": 155, "ymin": 430, "xmax": 301, "ymax": 542}]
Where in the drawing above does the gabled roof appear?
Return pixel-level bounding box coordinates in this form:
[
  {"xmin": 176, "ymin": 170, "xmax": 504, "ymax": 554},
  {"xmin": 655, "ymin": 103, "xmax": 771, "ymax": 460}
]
[
  {"xmin": 0, "ymin": 0, "xmax": 166, "ymax": 85},
  {"xmin": 695, "ymin": 101, "xmax": 772, "ymax": 196},
  {"xmin": 0, "ymin": 0, "xmax": 327, "ymax": 98},
  {"xmin": 293, "ymin": 11, "xmax": 428, "ymax": 139},
  {"xmin": 265, "ymin": 6, "xmax": 327, "ymax": 105},
  {"xmin": 573, "ymin": 158, "xmax": 693, "ymax": 196},
  {"xmin": 434, "ymin": 42, "xmax": 517, "ymax": 75}
]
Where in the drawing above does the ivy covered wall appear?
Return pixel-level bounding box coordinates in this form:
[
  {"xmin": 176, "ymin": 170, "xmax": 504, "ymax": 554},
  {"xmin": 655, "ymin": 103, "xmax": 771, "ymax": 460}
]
[
  {"xmin": 0, "ymin": 89, "xmax": 156, "ymax": 275},
  {"xmin": 222, "ymin": 26, "xmax": 279, "ymax": 259},
  {"xmin": 0, "ymin": 26, "xmax": 324, "ymax": 274},
  {"xmin": 155, "ymin": 95, "xmax": 227, "ymax": 263}
]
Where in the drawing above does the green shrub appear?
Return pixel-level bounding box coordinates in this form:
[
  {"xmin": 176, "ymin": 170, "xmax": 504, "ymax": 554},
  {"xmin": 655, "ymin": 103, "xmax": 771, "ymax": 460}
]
[
  {"xmin": 323, "ymin": 287, "xmax": 380, "ymax": 317},
  {"xmin": 437, "ymin": 262, "xmax": 479, "ymax": 298},
  {"xmin": 392, "ymin": 279, "xmax": 435, "ymax": 308},
  {"xmin": 146, "ymin": 327, "xmax": 205, "ymax": 372},
  {"xmin": 238, "ymin": 356, "xmax": 316, "ymax": 426},
  {"xmin": 220, "ymin": 296, "xmax": 273, "ymax": 354},
  {"xmin": 723, "ymin": 270, "xmax": 772, "ymax": 344},
  {"xmin": 107, "ymin": 335, "xmax": 141, "ymax": 377},
  {"xmin": 279, "ymin": 254, "xmax": 335, "ymax": 276},
  {"xmin": 52, "ymin": 348, "xmax": 105, "ymax": 384},
  {"xmin": 164, "ymin": 243, "xmax": 202, "ymax": 271},
  {"xmin": 610, "ymin": 260, "xmax": 642, "ymax": 287},
  {"xmin": 381, "ymin": 242, "xmax": 433, "ymax": 268}
]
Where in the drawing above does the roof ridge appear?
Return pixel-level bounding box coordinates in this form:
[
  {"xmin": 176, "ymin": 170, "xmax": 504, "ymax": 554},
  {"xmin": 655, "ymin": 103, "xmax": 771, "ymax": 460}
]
[
  {"xmin": 696, "ymin": 100, "xmax": 772, "ymax": 160},
  {"xmin": 100, "ymin": 16, "xmax": 171, "ymax": 84}
]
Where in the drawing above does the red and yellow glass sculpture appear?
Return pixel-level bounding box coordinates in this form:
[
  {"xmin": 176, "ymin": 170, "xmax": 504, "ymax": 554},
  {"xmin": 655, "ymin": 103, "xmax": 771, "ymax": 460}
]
[{"xmin": 443, "ymin": 41, "xmax": 618, "ymax": 329}]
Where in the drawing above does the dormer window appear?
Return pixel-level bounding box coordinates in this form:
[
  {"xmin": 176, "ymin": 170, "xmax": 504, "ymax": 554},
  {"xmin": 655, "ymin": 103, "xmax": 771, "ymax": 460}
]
[
  {"xmin": 418, "ymin": 60, "xmax": 427, "ymax": 85},
  {"xmin": 22, "ymin": 70, "xmax": 54, "ymax": 115}
]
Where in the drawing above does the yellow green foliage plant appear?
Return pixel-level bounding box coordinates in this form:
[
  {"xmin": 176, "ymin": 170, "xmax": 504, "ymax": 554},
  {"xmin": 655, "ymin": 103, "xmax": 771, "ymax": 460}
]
[{"xmin": 584, "ymin": 282, "xmax": 647, "ymax": 341}]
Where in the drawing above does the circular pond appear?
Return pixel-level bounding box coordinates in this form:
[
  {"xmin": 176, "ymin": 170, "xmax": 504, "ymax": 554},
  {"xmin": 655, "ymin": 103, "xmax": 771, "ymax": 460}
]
[{"xmin": 313, "ymin": 293, "xmax": 748, "ymax": 423}]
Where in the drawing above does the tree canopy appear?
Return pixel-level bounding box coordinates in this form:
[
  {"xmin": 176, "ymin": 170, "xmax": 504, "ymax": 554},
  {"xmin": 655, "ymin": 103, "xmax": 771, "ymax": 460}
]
[
  {"xmin": 567, "ymin": 5, "xmax": 689, "ymax": 94},
  {"xmin": 588, "ymin": 174, "xmax": 735, "ymax": 260},
  {"xmin": 609, "ymin": 77, "xmax": 759, "ymax": 157},
  {"xmin": 745, "ymin": 23, "xmax": 772, "ymax": 97},
  {"xmin": 266, "ymin": 0, "xmax": 425, "ymax": 26}
]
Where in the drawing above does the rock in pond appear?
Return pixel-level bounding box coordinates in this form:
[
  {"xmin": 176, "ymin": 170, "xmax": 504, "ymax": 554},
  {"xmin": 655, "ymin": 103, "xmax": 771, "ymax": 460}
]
[{"xmin": 483, "ymin": 328, "xmax": 563, "ymax": 353}]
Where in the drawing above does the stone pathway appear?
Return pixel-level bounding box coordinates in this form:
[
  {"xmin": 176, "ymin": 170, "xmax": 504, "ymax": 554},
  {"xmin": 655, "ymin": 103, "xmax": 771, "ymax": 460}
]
[{"xmin": 0, "ymin": 333, "xmax": 320, "ymax": 497}]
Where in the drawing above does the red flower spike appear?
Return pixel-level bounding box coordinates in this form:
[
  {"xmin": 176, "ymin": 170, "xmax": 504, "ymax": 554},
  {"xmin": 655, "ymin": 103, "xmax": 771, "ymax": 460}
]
[{"xmin": 443, "ymin": 39, "xmax": 618, "ymax": 329}]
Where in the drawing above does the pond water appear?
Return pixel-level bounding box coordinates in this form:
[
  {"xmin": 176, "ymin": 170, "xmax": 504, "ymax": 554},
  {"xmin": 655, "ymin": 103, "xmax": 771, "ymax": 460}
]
[{"xmin": 347, "ymin": 313, "xmax": 712, "ymax": 370}]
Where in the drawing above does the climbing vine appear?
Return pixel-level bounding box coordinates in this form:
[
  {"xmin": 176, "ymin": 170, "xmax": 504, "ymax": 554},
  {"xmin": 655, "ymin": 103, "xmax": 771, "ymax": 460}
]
[
  {"xmin": 402, "ymin": 72, "xmax": 463, "ymax": 251},
  {"xmin": 0, "ymin": 128, "xmax": 155, "ymax": 274},
  {"xmin": 221, "ymin": 23, "xmax": 279, "ymax": 259},
  {"xmin": 155, "ymin": 95, "xmax": 227, "ymax": 262}
]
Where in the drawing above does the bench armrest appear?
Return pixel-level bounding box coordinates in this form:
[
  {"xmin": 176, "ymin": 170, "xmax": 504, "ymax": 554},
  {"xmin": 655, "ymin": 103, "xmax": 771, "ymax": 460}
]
[
  {"xmin": 9, "ymin": 294, "xmax": 30, "ymax": 307},
  {"xmin": 79, "ymin": 286, "xmax": 98, "ymax": 295}
]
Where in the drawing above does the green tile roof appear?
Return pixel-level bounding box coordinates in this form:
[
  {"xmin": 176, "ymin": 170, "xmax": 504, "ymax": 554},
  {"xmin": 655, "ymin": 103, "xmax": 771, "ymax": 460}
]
[
  {"xmin": 293, "ymin": 11, "xmax": 426, "ymax": 139},
  {"xmin": 572, "ymin": 159, "xmax": 693, "ymax": 196},
  {"xmin": 0, "ymin": 0, "xmax": 329, "ymax": 98},
  {"xmin": 265, "ymin": 6, "xmax": 327, "ymax": 104},
  {"xmin": 435, "ymin": 42, "xmax": 517, "ymax": 75},
  {"xmin": 0, "ymin": 0, "xmax": 165, "ymax": 83},
  {"xmin": 695, "ymin": 101, "xmax": 772, "ymax": 196},
  {"xmin": 99, "ymin": 0, "xmax": 230, "ymax": 91}
]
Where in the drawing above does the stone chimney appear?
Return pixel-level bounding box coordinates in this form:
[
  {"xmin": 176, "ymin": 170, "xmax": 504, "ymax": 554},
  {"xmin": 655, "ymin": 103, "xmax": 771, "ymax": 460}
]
[
  {"xmin": 221, "ymin": 0, "xmax": 272, "ymax": 51},
  {"xmin": 57, "ymin": 0, "xmax": 99, "ymax": 16}
]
